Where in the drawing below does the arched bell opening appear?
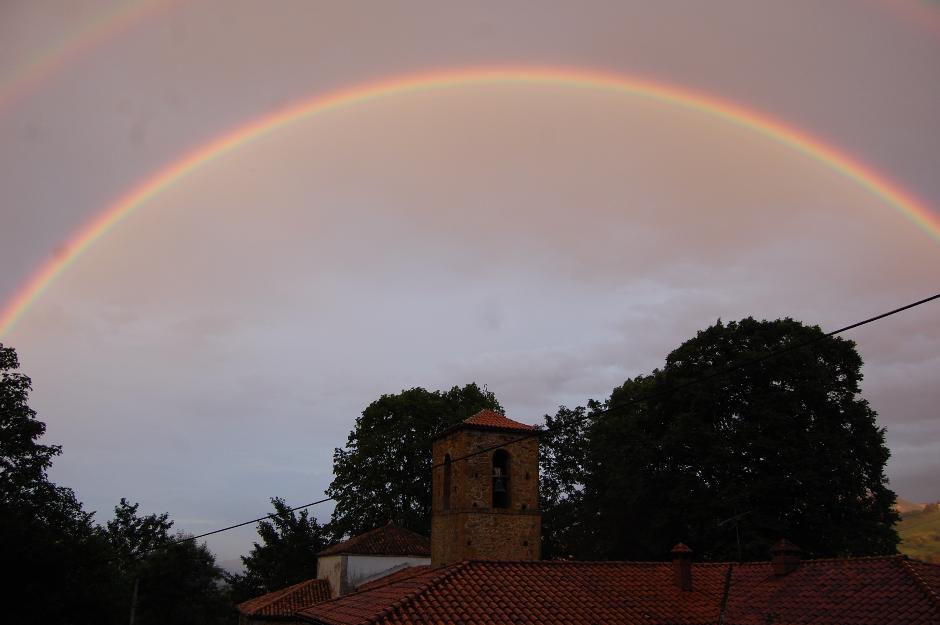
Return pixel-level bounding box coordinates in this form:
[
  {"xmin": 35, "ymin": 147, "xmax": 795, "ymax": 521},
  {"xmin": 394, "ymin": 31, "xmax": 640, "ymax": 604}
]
[
  {"xmin": 442, "ymin": 453, "xmax": 452, "ymax": 511},
  {"xmin": 492, "ymin": 449, "xmax": 510, "ymax": 509}
]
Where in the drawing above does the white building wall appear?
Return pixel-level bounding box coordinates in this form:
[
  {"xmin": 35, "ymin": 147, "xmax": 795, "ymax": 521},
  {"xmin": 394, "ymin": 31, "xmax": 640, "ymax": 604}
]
[
  {"xmin": 316, "ymin": 554, "xmax": 344, "ymax": 598},
  {"xmin": 345, "ymin": 555, "xmax": 431, "ymax": 591}
]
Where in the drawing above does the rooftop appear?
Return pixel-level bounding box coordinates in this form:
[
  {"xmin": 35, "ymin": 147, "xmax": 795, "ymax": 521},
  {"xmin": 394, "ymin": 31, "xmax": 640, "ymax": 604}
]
[
  {"xmin": 318, "ymin": 522, "xmax": 431, "ymax": 558},
  {"xmin": 458, "ymin": 409, "xmax": 538, "ymax": 432},
  {"xmin": 297, "ymin": 556, "xmax": 940, "ymax": 625},
  {"xmin": 237, "ymin": 577, "xmax": 332, "ymax": 619}
]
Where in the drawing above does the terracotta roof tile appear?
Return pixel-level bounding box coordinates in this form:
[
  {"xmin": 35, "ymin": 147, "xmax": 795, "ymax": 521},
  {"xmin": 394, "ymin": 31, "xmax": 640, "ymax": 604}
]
[
  {"xmin": 318, "ymin": 523, "xmax": 430, "ymax": 557},
  {"xmin": 901, "ymin": 558, "xmax": 940, "ymax": 610},
  {"xmin": 297, "ymin": 557, "xmax": 940, "ymax": 625},
  {"xmin": 237, "ymin": 577, "xmax": 332, "ymax": 617},
  {"xmin": 462, "ymin": 409, "xmax": 538, "ymax": 431},
  {"xmin": 299, "ymin": 565, "xmax": 455, "ymax": 625},
  {"xmin": 298, "ymin": 560, "xmax": 726, "ymax": 625},
  {"xmin": 722, "ymin": 556, "xmax": 940, "ymax": 625}
]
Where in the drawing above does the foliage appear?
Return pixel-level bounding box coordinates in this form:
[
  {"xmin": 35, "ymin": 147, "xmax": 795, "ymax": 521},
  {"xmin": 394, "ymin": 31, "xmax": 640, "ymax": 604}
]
[
  {"xmin": 1, "ymin": 343, "xmax": 230, "ymax": 624},
  {"xmin": 327, "ymin": 383, "xmax": 501, "ymax": 539},
  {"xmin": 103, "ymin": 498, "xmax": 230, "ymax": 625},
  {"xmin": 0, "ymin": 343, "xmax": 117, "ymax": 623},
  {"xmin": 228, "ymin": 497, "xmax": 328, "ymax": 601},
  {"xmin": 539, "ymin": 403, "xmax": 594, "ymax": 559},
  {"xmin": 0, "ymin": 342, "xmax": 61, "ymax": 503},
  {"xmin": 582, "ymin": 318, "xmax": 900, "ymax": 560},
  {"xmin": 107, "ymin": 497, "xmax": 174, "ymax": 564},
  {"xmin": 132, "ymin": 537, "xmax": 230, "ymax": 625}
]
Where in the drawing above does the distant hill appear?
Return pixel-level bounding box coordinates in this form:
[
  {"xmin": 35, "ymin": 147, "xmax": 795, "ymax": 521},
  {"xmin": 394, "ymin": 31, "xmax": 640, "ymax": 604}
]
[
  {"xmin": 896, "ymin": 501, "xmax": 940, "ymax": 564},
  {"xmin": 895, "ymin": 497, "xmax": 927, "ymax": 514}
]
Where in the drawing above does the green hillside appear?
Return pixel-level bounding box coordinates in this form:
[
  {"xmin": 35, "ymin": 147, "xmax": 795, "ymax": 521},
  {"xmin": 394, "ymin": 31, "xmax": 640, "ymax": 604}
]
[{"xmin": 897, "ymin": 502, "xmax": 940, "ymax": 563}]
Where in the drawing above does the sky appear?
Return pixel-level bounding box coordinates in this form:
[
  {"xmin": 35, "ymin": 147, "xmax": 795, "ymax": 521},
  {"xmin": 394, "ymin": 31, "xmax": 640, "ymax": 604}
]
[{"xmin": 0, "ymin": 0, "xmax": 938, "ymax": 568}]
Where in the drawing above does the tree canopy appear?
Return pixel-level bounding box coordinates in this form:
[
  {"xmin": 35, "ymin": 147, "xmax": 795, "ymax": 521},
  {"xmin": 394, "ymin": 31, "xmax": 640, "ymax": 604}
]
[
  {"xmin": 229, "ymin": 497, "xmax": 328, "ymax": 601},
  {"xmin": 103, "ymin": 498, "xmax": 230, "ymax": 625},
  {"xmin": 1, "ymin": 343, "xmax": 118, "ymax": 623},
  {"xmin": 326, "ymin": 383, "xmax": 501, "ymax": 539},
  {"xmin": 1, "ymin": 343, "xmax": 231, "ymax": 625},
  {"xmin": 561, "ymin": 317, "xmax": 900, "ymax": 560}
]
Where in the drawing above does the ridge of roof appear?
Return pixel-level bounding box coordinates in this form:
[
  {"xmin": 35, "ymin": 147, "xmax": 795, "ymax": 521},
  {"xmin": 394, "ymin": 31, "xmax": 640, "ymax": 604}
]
[
  {"xmin": 462, "ymin": 408, "xmax": 538, "ymax": 431},
  {"xmin": 900, "ymin": 557, "xmax": 940, "ymax": 611},
  {"xmin": 467, "ymin": 558, "xmax": 729, "ymax": 567},
  {"xmin": 727, "ymin": 553, "xmax": 905, "ymax": 567}
]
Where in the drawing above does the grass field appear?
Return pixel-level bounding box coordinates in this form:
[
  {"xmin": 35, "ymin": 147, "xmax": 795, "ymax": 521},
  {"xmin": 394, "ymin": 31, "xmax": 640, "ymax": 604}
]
[{"xmin": 897, "ymin": 502, "xmax": 940, "ymax": 564}]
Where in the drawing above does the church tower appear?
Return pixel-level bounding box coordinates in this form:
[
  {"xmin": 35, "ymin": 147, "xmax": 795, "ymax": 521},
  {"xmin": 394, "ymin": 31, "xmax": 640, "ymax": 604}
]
[{"xmin": 431, "ymin": 409, "xmax": 541, "ymax": 566}]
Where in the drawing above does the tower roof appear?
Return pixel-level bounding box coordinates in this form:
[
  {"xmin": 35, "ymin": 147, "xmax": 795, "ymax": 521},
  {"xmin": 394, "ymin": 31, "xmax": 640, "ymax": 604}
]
[{"xmin": 462, "ymin": 409, "xmax": 538, "ymax": 432}]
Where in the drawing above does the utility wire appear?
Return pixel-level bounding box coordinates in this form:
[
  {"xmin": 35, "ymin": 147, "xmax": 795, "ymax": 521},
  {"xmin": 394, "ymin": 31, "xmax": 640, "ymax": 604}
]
[{"xmin": 170, "ymin": 291, "xmax": 939, "ymax": 549}]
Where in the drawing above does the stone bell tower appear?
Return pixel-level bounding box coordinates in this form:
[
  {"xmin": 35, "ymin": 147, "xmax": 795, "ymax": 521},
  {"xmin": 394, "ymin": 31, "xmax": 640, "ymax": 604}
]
[{"xmin": 430, "ymin": 409, "xmax": 541, "ymax": 566}]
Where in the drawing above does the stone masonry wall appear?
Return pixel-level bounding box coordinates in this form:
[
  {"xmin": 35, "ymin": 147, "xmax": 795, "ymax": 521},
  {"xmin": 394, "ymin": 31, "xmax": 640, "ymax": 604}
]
[{"xmin": 431, "ymin": 427, "xmax": 540, "ymax": 566}]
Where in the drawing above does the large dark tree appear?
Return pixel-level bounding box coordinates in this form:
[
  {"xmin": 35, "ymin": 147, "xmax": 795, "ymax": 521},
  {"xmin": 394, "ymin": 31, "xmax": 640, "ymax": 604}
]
[
  {"xmin": 0, "ymin": 343, "xmax": 116, "ymax": 624},
  {"xmin": 327, "ymin": 384, "xmax": 501, "ymax": 539},
  {"xmin": 2, "ymin": 344, "xmax": 231, "ymax": 624},
  {"xmin": 104, "ymin": 498, "xmax": 230, "ymax": 625},
  {"xmin": 229, "ymin": 497, "xmax": 328, "ymax": 601},
  {"xmin": 539, "ymin": 404, "xmax": 594, "ymax": 560},
  {"xmin": 132, "ymin": 538, "xmax": 230, "ymax": 625},
  {"xmin": 584, "ymin": 318, "xmax": 899, "ymax": 561}
]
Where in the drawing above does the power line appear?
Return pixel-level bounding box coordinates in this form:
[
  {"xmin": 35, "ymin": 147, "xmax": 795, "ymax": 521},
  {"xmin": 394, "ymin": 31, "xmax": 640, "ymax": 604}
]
[{"xmin": 172, "ymin": 291, "xmax": 939, "ymax": 548}]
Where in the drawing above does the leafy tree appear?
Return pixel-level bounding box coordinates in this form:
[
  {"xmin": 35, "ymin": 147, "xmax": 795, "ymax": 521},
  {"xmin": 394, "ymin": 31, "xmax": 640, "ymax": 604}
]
[
  {"xmin": 1, "ymin": 343, "xmax": 116, "ymax": 623},
  {"xmin": 103, "ymin": 498, "xmax": 230, "ymax": 625},
  {"xmin": 1, "ymin": 342, "xmax": 61, "ymax": 503},
  {"xmin": 1, "ymin": 344, "xmax": 231, "ymax": 624},
  {"xmin": 327, "ymin": 384, "xmax": 501, "ymax": 539},
  {"xmin": 584, "ymin": 318, "xmax": 900, "ymax": 561},
  {"xmin": 107, "ymin": 497, "xmax": 174, "ymax": 562},
  {"xmin": 133, "ymin": 537, "xmax": 230, "ymax": 625},
  {"xmin": 539, "ymin": 403, "xmax": 594, "ymax": 559},
  {"xmin": 104, "ymin": 498, "xmax": 174, "ymax": 622},
  {"xmin": 229, "ymin": 497, "xmax": 328, "ymax": 601}
]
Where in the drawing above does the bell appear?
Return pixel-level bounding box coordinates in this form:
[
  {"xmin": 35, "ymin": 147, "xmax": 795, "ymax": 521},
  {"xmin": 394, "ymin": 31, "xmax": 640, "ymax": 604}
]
[{"xmin": 493, "ymin": 478, "xmax": 507, "ymax": 494}]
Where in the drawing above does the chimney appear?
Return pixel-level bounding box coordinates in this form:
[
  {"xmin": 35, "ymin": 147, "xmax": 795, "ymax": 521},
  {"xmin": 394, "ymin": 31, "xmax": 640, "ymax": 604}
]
[
  {"xmin": 671, "ymin": 543, "xmax": 693, "ymax": 591},
  {"xmin": 769, "ymin": 539, "xmax": 802, "ymax": 576}
]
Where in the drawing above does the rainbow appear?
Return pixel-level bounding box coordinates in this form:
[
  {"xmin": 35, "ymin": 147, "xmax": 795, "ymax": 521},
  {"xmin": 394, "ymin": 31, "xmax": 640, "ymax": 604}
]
[
  {"xmin": 0, "ymin": 0, "xmax": 170, "ymax": 116},
  {"xmin": 2, "ymin": 66, "xmax": 939, "ymax": 337}
]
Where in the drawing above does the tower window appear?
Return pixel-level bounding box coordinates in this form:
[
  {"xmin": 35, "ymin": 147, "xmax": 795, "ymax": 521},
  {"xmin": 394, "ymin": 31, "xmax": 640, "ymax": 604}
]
[
  {"xmin": 492, "ymin": 450, "xmax": 510, "ymax": 509},
  {"xmin": 443, "ymin": 454, "xmax": 452, "ymax": 511}
]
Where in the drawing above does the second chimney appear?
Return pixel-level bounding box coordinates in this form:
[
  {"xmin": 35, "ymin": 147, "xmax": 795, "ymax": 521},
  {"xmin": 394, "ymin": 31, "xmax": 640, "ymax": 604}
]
[
  {"xmin": 671, "ymin": 543, "xmax": 693, "ymax": 591},
  {"xmin": 770, "ymin": 539, "xmax": 802, "ymax": 576}
]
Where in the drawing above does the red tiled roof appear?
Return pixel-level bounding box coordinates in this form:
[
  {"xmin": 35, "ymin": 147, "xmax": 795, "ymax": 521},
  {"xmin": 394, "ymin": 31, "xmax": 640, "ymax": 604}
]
[
  {"xmin": 298, "ymin": 560, "xmax": 727, "ymax": 625},
  {"xmin": 722, "ymin": 556, "xmax": 940, "ymax": 625},
  {"xmin": 461, "ymin": 409, "xmax": 538, "ymax": 431},
  {"xmin": 299, "ymin": 565, "xmax": 453, "ymax": 625},
  {"xmin": 318, "ymin": 523, "xmax": 430, "ymax": 557},
  {"xmin": 904, "ymin": 558, "xmax": 940, "ymax": 600},
  {"xmin": 296, "ymin": 557, "xmax": 940, "ymax": 625},
  {"xmin": 237, "ymin": 577, "xmax": 332, "ymax": 618}
]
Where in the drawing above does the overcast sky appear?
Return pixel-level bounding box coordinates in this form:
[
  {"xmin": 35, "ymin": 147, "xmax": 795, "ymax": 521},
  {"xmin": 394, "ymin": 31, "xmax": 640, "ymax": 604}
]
[{"xmin": 1, "ymin": 0, "xmax": 938, "ymax": 567}]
